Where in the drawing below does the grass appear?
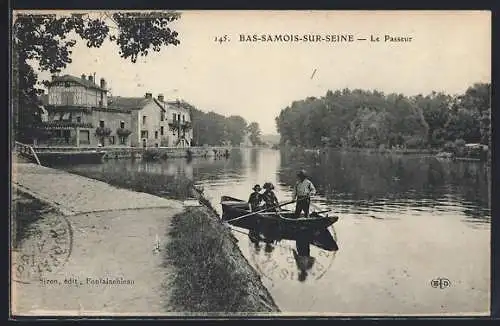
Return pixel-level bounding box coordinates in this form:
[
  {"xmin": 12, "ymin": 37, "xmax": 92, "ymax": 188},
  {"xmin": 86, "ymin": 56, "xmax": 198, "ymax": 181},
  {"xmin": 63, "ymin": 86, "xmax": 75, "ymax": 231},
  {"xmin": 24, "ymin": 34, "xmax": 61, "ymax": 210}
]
[
  {"xmin": 65, "ymin": 169, "xmax": 195, "ymax": 200},
  {"xmin": 11, "ymin": 191, "xmax": 57, "ymax": 248},
  {"xmin": 163, "ymin": 207, "xmax": 279, "ymax": 313}
]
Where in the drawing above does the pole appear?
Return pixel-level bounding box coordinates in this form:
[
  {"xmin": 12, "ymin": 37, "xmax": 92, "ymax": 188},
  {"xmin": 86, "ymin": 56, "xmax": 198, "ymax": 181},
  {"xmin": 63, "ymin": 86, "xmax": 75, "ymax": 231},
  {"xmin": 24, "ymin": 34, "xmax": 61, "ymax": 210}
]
[{"xmin": 223, "ymin": 199, "xmax": 296, "ymax": 223}]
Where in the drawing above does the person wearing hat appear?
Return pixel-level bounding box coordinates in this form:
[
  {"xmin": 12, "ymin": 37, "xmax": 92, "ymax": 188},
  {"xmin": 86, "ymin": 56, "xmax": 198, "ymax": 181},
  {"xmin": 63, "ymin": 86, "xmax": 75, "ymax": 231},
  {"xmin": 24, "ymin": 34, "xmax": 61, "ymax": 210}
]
[
  {"xmin": 248, "ymin": 184, "xmax": 263, "ymax": 244},
  {"xmin": 292, "ymin": 169, "xmax": 316, "ymax": 218},
  {"xmin": 262, "ymin": 182, "xmax": 279, "ymax": 210},
  {"xmin": 248, "ymin": 184, "xmax": 263, "ymax": 212}
]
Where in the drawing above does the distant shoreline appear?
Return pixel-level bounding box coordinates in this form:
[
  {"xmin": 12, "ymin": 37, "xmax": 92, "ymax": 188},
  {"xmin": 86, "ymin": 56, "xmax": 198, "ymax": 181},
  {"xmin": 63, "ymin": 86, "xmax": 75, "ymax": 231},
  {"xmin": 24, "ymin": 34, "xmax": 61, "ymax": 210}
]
[{"xmin": 274, "ymin": 145, "xmax": 490, "ymax": 162}]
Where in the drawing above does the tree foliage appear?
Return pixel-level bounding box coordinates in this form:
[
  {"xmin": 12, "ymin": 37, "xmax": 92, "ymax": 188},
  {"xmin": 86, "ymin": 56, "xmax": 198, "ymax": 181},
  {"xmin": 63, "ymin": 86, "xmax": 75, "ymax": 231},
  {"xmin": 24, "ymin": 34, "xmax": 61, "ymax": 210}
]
[
  {"xmin": 246, "ymin": 122, "xmax": 263, "ymax": 145},
  {"xmin": 182, "ymin": 101, "xmax": 260, "ymax": 146},
  {"xmin": 276, "ymin": 83, "xmax": 490, "ymax": 149},
  {"xmin": 12, "ymin": 11, "xmax": 181, "ymax": 143}
]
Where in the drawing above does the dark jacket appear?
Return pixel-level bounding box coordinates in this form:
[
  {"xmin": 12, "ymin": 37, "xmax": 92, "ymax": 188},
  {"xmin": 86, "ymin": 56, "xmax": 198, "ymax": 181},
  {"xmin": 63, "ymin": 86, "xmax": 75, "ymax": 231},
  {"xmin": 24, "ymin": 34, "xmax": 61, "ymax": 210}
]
[
  {"xmin": 262, "ymin": 190, "xmax": 279, "ymax": 208},
  {"xmin": 248, "ymin": 192, "xmax": 262, "ymax": 211}
]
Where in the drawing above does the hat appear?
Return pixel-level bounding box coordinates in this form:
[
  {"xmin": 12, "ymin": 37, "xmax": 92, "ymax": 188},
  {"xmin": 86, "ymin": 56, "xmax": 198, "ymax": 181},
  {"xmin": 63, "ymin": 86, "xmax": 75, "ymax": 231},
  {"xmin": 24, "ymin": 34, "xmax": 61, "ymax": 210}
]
[
  {"xmin": 263, "ymin": 182, "xmax": 274, "ymax": 190},
  {"xmin": 297, "ymin": 169, "xmax": 307, "ymax": 177},
  {"xmin": 253, "ymin": 184, "xmax": 261, "ymax": 191}
]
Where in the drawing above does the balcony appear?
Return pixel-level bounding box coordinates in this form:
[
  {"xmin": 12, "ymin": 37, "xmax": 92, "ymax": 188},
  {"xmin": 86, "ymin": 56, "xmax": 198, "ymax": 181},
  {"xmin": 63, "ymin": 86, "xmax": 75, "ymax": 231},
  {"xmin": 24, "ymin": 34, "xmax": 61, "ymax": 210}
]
[
  {"xmin": 168, "ymin": 120, "xmax": 192, "ymax": 131},
  {"xmin": 38, "ymin": 121, "xmax": 93, "ymax": 130}
]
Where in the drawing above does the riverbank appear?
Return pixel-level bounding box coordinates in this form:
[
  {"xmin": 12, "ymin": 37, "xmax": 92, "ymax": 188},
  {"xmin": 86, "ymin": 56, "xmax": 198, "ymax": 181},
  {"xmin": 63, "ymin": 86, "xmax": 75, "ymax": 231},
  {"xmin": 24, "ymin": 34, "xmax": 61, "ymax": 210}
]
[
  {"xmin": 11, "ymin": 162, "xmax": 278, "ymax": 315},
  {"xmin": 165, "ymin": 206, "xmax": 279, "ymax": 313},
  {"xmin": 280, "ymin": 145, "xmax": 490, "ymax": 162}
]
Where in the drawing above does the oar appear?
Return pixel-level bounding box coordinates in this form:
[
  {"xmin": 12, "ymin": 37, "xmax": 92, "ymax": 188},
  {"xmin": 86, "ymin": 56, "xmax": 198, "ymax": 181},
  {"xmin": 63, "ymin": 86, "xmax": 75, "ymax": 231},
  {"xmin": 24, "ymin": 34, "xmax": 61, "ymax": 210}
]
[{"xmin": 224, "ymin": 199, "xmax": 296, "ymax": 223}]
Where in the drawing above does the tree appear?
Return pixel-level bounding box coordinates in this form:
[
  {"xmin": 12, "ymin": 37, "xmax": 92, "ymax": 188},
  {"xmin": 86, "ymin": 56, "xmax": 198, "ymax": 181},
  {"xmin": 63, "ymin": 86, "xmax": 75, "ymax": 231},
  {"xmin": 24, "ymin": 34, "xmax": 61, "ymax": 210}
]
[
  {"xmin": 275, "ymin": 85, "xmax": 487, "ymax": 151},
  {"xmin": 413, "ymin": 92, "xmax": 451, "ymax": 148},
  {"xmin": 12, "ymin": 11, "xmax": 181, "ymax": 143},
  {"xmin": 225, "ymin": 116, "xmax": 248, "ymax": 146},
  {"xmin": 246, "ymin": 122, "xmax": 263, "ymax": 146},
  {"xmin": 459, "ymin": 83, "xmax": 491, "ymax": 146}
]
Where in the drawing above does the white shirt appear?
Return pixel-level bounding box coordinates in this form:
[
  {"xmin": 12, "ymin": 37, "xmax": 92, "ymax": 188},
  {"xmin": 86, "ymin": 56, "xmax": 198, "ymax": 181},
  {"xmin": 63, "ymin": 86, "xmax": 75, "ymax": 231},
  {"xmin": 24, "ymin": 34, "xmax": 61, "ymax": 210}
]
[{"xmin": 293, "ymin": 178, "xmax": 316, "ymax": 199}]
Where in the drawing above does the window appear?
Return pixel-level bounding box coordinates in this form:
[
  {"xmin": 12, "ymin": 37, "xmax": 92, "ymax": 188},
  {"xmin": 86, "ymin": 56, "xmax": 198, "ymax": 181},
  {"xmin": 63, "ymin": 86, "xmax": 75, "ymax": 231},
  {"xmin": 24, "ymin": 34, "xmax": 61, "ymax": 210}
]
[
  {"xmin": 178, "ymin": 114, "xmax": 181, "ymax": 121},
  {"xmin": 160, "ymin": 126, "xmax": 164, "ymax": 136},
  {"xmin": 143, "ymin": 115, "xmax": 147, "ymax": 125},
  {"xmin": 99, "ymin": 120, "xmax": 104, "ymax": 128},
  {"xmin": 141, "ymin": 130, "xmax": 148, "ymax": 138},
  {"xmin": 119, "ymin": 136, "xmax": 127, "ymax": 145},
  {"xmin": 161, "ymin": 111, "xmax": 165, "ymax": 121},
  {"xmin": 182, "ymin": 115, "xmax": 185, "ymax": 122},
  {"xmin": 155, "ymin": 131, "xmax": 158, "ymax": 139},
  {"xmin": 109, "ymin": 136, "xmax": 115, "ymax": 145},
  {"xmin": 120, "ymin": 121, "xmax": 125, "ymax": 129},
  {"xmin": 76, "ymin": 116, "xmax": 81, "ymax": 123},
  {"xmin": 172, "ymin": 113, "xmax": 176, "ymax": 121}
]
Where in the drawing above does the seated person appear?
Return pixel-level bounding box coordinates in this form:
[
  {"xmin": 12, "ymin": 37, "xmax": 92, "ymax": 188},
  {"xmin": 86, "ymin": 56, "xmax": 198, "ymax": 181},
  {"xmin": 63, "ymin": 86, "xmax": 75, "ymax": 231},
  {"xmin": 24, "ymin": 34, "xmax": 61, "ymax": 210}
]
[
  {"xmin": 248, "ymin": 184, "xmax": 263, "ymax": 243},
  {"xmin": 248, "ymin": 184, "xmax": 263, "ymax": 211},
  {"xmin": 262, "ymin": 182, "xmax": 279, "ymax": 210}
]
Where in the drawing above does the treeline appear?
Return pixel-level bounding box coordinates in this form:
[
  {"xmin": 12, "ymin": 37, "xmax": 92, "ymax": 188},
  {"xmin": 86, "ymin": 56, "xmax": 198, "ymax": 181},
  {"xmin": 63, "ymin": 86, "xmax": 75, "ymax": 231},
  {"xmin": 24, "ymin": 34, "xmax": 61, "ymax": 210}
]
[
  {"xmin": 180, "ymin": 101, "xmax": 263, "ymax": 146},
  {"xmin": 275, "ymin": 83, "xmax": 491, "ymax": 150}
]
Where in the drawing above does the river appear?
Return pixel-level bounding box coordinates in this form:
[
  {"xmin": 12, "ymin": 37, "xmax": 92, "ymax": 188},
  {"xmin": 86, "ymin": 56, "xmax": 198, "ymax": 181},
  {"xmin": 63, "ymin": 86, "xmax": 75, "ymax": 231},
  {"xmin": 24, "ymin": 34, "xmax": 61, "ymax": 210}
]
[{"xmin": 59, "ymin": 148, "xmax": 491, "ymax": 315}]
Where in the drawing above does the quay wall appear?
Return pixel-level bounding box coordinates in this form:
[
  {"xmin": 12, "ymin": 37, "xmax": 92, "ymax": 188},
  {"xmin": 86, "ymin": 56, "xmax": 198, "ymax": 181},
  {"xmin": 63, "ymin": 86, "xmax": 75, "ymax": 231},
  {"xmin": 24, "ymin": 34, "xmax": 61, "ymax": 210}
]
[{"xmin": 17, "ymin": 144, "xmax": 232, "ymax": 161}]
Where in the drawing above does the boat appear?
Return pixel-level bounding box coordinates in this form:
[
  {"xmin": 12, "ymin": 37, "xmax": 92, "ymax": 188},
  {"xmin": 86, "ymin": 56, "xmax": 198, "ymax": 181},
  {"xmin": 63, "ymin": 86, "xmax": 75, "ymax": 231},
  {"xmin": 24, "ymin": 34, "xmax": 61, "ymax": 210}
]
[
  {"xmin": 35, "ymin": 150, "xmax": 106, "ymax": 165},
  {"xmin": 220, "ymin": 196, "xmax": 339, "ymax": 251}
]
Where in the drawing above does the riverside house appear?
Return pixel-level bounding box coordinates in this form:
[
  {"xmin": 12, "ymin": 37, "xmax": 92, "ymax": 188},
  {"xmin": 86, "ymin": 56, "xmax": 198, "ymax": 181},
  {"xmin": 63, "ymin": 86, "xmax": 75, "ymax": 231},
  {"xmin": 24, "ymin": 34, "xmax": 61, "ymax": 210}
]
[
  {"xmin": 36, "ymin": 73, "xmax": 193, "ymax": 148},
  {"xmin": 109, "ymin": 93, "xmax": 193, "ymax": 148}
]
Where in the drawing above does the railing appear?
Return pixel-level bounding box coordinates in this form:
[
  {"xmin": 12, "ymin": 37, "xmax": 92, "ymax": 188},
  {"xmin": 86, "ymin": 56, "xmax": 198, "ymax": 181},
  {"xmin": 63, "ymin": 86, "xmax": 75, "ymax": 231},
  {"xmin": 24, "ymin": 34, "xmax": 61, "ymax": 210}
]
[{"xmin": 14, "ymin": 141, "xmax": 41, "ymax": 165}]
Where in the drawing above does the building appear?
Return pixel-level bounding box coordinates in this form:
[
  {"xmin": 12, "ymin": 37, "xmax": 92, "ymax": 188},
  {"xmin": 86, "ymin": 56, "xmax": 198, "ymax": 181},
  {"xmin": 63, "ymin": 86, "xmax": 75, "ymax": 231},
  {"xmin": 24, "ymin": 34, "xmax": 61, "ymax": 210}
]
[
  {"xmin": 37, "ymin": 73, "xmax": 132, "ymax": 147},
  {"xmin": 108, "ymin": 93, "xmax": 193, "ymax": 148},
  {"xmin": 36, "ymin": 73, "xmax": 193, "ymax": 148},
  {"xmin": 161, "ymin": 97, "xmax": 193, "ymax": 148}
]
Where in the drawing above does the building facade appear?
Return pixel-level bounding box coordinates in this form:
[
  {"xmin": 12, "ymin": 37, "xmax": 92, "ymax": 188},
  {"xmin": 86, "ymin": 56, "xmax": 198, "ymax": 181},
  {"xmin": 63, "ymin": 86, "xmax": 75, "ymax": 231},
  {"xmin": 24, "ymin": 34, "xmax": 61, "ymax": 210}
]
[
  {"xmin": 37, "ymin": 74, "xmax": 193, "ymax": 148},
  {"xmin": 37, "ymin": 73, "xmax": 136, "ymax": 147}
]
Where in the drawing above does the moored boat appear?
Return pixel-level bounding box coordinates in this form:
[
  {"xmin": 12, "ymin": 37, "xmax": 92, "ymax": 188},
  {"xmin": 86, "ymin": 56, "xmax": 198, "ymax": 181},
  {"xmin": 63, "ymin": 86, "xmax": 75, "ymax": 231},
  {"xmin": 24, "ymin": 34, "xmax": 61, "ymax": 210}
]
[{"xmin": 220, "ymin": 196, "xmax": 339, "ymax": 251}]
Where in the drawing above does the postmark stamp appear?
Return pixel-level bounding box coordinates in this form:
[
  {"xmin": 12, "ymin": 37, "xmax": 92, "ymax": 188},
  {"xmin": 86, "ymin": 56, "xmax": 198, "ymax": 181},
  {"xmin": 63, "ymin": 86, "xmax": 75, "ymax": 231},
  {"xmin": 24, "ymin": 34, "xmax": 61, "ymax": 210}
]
[
  {"xmin": 249, "ymin": 225, "xmax": 338, "ymax": 283},
  {"xmin": 12, "ymin": 214, "xmax": 73, "ymax": 284}
]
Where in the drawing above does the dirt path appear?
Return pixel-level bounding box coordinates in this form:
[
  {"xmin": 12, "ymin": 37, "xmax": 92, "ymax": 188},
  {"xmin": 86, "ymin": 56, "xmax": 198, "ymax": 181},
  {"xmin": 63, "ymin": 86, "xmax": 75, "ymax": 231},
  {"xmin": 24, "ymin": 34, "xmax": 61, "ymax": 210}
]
[{"xmin": 11, "ymin": 163, "xmax": 184, "ymax": 316}]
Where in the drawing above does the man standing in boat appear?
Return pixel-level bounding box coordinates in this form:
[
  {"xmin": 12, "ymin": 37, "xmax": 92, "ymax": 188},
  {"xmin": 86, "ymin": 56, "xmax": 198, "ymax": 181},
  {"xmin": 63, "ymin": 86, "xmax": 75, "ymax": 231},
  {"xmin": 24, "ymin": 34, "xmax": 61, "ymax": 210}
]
[{"xmin": 292, "ymin": 169, "xmax": 317, "ymax": 218}]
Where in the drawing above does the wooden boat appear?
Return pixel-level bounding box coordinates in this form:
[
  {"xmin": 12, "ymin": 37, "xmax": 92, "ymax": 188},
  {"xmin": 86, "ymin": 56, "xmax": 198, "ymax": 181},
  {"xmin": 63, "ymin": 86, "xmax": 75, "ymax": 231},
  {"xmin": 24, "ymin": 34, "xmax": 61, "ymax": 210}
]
[
  {"xmin": 35, "ymin": 150, "xmax": 106, "ymax": 166},
  {"xmin": 221, "ymin": 196, "xmax": 339, "ymax": 251}
]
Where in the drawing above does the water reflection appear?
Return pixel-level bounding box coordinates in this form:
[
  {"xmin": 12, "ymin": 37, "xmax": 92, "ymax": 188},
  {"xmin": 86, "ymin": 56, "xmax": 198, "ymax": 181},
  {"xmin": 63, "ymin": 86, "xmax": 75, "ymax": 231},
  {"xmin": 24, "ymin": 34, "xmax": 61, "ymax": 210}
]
[{"xmin": 278, "ymin": 149, "xmax": 491, "ymax": 222}]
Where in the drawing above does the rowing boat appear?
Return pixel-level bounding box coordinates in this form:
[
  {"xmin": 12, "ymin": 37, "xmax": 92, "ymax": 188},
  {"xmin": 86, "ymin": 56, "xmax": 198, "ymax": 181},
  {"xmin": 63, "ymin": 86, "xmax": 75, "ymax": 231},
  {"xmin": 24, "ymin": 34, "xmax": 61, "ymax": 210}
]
[{"xmin": 220, "ymin": 196, "xmax": 339, "ymax": 251}]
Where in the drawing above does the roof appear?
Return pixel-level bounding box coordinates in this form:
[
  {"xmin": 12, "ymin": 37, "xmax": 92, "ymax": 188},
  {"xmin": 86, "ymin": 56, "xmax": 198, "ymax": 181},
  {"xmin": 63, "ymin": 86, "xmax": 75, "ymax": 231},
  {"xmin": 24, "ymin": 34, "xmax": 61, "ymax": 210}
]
[
  {"xmin": 47, "ymin": 74, "xmax": 106, "ymax": 91},
  {"xmin": 165, "ymin": 100, "xmax": 189, "ymax": 111},
  {"xmin": 108, "ymin": 96, "xmax": 165, "ymax": 111}
]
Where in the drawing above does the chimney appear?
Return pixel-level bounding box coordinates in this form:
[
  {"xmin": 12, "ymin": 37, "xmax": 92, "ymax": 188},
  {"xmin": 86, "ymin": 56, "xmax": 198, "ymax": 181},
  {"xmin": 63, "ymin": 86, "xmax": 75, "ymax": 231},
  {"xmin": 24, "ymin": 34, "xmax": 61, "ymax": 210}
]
[
  {"xmin": 145, "ymin": 92, "xmax": 152, "ymax": 99},
  {"xmin": 100, "ymin": 78, "xmax": 106, "ymax": 89},
  {"xmin": 81, "ymin": 74, "xmax": 86, "ymax": 80},
  {"xmin": 88, "ymin": 75, "xmax": 93, "ymax": 83},
  {"xmin": 157, "ymin": 94, "xmax": 164, "ymax": 102}
]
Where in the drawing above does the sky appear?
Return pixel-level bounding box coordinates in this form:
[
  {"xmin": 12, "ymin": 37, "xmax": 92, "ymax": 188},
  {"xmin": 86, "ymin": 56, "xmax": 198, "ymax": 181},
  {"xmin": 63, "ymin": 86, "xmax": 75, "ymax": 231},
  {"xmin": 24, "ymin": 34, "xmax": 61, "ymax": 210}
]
[{"xmin": 18, "ymin": 10, "xmax": 491, "ymax": 134}]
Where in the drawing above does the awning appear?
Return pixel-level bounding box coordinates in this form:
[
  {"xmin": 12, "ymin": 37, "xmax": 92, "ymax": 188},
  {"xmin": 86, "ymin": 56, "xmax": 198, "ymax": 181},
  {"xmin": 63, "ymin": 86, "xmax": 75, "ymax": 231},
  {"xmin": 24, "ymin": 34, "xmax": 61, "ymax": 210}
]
[
  {"xmin": 38, "ymin": 121, "xmax": 93, "ymax": 130},
  {"xmin": 53, "ymin": 113, "xmax": 61, "ymax": 120}
]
